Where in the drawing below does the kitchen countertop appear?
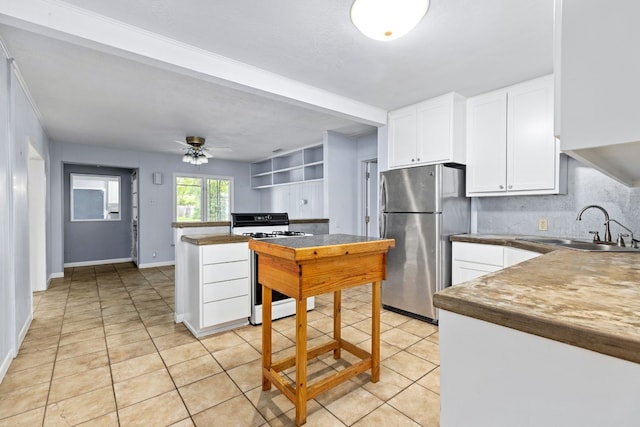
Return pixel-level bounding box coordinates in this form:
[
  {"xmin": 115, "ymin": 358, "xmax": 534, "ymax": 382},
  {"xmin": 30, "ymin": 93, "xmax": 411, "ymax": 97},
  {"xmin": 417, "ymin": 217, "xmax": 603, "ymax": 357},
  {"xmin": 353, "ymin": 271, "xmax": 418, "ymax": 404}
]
[
  {"xmin": 181, "ymin": 233, "xmax": 251, "ymax": 245},
  {"xmin": 435, "ymin": 234, "xmax": 640, "ymax": 364},
  {"xmin": 172, "ymin": 218, "xmax": 329, "ymax": 228},
  {"xmin": 172, "ymin": 221, "xmax": 230, "ymax": 228}
]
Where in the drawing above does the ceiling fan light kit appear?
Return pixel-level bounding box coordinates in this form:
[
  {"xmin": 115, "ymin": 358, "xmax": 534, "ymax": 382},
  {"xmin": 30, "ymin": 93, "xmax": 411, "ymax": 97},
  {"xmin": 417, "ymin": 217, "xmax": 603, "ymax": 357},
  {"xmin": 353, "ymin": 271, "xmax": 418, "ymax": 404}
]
[
  {"xmin": 350, "ymin": 0, "xmax": 430, "ymax": 41},
  {"xmin": 181, "ymin": 136, "xmax": 210, "ymax": 165}
]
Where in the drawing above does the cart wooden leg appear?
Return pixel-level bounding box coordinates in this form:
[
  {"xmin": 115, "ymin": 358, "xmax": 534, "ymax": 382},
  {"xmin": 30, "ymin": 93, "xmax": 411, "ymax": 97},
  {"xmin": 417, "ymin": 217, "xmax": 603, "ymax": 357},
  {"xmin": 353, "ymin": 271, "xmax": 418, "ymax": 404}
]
[
  {"xmin": 333, "ymin": 290, "xmax": 341, "ymax": 359},
  {"xmin": 371, "ymin": 281, "xmax": 381, "ymax": 382},
  {"xmin": 262, "ymin": 286, "xmax": 272, "ymax": 391},
  {"xmin": 295, "ymin": 298, "xmax": 308, "ymax": 426}
]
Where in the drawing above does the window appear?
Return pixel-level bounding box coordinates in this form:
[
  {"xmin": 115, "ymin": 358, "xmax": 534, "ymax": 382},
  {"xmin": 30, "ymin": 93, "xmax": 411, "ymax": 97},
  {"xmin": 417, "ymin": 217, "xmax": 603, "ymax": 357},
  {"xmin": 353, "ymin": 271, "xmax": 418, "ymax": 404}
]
[
  {"xmin": 175, "ymin": 175, "xmax": 232, "ymax": 222},
  {"xmin": 71, "ymin": 174, "xmax": 121, "ymax": 221}
]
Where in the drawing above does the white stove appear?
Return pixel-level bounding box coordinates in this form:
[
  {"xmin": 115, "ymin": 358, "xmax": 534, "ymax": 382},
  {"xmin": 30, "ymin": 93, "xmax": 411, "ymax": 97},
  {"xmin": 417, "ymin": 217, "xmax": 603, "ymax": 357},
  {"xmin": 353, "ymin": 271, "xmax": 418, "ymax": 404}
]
[{"xmin": 230, "ymin": 213, "xmax": 314, "ymax": 325}]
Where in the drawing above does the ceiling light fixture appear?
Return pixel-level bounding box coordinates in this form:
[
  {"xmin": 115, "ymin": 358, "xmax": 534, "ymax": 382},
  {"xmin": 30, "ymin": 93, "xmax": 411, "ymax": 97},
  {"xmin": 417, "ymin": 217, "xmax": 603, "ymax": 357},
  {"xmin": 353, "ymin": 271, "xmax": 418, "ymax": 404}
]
[
  {"xmin": 350, "ymin": 0, "xmax": 430, "ymax": 41},
  {"xmin": 182, "ymin": 136, "xmax": 209, "ymax": 165}
]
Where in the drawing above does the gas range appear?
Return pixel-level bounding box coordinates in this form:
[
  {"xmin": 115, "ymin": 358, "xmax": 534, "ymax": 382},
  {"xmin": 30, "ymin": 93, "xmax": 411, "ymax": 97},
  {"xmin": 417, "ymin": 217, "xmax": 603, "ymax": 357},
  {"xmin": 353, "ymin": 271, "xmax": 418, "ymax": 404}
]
[{"xmin": 230, "ymin": 212, "xmax": 314, "ymax": 324}]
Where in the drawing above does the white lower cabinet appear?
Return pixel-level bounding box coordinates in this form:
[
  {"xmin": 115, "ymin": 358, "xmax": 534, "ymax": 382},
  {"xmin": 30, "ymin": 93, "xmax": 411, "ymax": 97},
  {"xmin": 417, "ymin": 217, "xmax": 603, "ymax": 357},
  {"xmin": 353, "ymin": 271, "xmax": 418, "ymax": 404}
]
[
  {"xmin": 184, "ymin": 242, "xmax": 250, "ymax": 337},
  {"xmin": 452, "ymin": 241, "xmax": 540, "ymax": 285}
]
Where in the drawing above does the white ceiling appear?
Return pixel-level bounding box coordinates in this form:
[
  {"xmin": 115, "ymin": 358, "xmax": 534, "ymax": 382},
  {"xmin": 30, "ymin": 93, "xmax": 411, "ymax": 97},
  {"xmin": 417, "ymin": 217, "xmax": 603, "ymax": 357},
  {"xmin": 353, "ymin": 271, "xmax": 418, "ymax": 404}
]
[{"xmin": 0, "ymin": 0, "xmax": 554, "ymax": 162}]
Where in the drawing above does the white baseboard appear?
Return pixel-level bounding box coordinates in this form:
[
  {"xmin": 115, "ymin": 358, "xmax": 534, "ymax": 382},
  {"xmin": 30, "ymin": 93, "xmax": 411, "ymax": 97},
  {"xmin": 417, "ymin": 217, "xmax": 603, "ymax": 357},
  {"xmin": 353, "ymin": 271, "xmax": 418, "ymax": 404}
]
[
  {"xmin": 138, "ymin": 261, "xmax": 175, "ymax": 269},
  {"xmin": 64, "ymin": 257, "xmax": 132, "ymax": 268},
  {"xmin": 0, "ymin": 349, "xmax": 12, "ymax": 384},
  {"xmin": 17, "ymin": 312, "xmax": 32, "ymax": 354},
  {"xmin": 47, "ymin": 272, "xmax": 64, "ymax": 287},
  {"xmin": 174, "ymin": 312, "xmax": 185, "ymax": 323}
]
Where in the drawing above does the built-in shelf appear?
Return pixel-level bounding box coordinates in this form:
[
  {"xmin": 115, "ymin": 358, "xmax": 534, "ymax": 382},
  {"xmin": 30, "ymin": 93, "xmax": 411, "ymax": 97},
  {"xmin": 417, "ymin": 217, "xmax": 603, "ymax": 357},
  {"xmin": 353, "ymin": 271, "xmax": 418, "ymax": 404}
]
[{"xmin": 251, "ymin": 144, "xmax": 324, "ymax": 189}]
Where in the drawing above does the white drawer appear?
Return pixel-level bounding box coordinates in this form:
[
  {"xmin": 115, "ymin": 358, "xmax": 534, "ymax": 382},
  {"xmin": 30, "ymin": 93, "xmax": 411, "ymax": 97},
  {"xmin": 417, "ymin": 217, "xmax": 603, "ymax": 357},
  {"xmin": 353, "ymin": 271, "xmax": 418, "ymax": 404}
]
[
  {"xmin": 452, "ymin": 260, "xmax": 503, "ymax": 285},
  {"xmin": 203, "ymin": 278, "xmax": 248, "ymax": 303},
  {"xmin": 202, "ymin": 295, "xmax": 250, "ymax": 327},
  {"xmin": 202, "ymin": 260, "xmax": 249, "ymax": 284},
  {"xmin": 453, "ymin": 242, "xmax": 504, "ymax": 266},
  {"xmin": 202, "ymin": 242, "xmax": 248, "ymax": 264}
]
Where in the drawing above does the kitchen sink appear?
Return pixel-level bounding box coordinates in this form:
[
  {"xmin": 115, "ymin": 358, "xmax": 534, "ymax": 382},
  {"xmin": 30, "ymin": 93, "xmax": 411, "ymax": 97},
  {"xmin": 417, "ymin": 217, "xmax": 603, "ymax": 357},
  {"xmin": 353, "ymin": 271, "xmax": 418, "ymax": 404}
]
[{"xmin": 516, "ymin": 237, "xmax": 640, "ymax": 252}]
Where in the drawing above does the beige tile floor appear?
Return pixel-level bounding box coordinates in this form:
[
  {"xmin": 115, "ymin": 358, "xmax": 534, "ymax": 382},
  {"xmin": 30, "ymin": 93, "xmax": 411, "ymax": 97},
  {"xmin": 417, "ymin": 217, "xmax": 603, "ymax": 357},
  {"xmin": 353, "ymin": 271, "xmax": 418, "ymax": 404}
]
[{"xmin": 0, "ymin": 263, "xmax": 440, "ymax": 426}]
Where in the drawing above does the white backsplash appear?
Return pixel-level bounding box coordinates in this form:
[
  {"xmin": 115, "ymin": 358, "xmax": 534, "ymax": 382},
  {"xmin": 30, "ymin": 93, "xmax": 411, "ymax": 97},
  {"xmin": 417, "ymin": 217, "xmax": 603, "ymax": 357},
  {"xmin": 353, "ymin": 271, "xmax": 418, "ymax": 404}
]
[{"xmin": 475, "ymin": 157, "xmax": 640, "ymax": 241}]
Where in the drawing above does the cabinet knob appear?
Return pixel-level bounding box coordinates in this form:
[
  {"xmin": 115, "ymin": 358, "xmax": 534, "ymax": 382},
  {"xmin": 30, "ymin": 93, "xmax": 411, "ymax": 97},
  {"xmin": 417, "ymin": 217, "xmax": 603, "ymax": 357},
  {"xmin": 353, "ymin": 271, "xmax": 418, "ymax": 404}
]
[
  {"xmin": 416, "ymin": 158, "xmax": 420, "ymax": 162},
  {"xmin": 508, "ymin": 185, "xmax": 513, "ymax": 189},
  {"xmin": 499, "ymin": 185, "xmax": 504, "ymax": 189},
  {"xmin": 411, "ymin": 158, "xmax": 415, "ymax": 162}
]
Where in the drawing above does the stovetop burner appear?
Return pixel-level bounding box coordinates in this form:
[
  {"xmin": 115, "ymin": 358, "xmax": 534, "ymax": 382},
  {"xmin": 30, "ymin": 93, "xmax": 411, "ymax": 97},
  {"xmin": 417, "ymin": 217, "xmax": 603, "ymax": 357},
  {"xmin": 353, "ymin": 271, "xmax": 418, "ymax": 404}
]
[
  {"xmin": 242, "ymin": 232, "xmax": 277, "ymax": 239},
  {"xmin": 273, "ymin": 231, "xmax": 306, "ymax": 237}
]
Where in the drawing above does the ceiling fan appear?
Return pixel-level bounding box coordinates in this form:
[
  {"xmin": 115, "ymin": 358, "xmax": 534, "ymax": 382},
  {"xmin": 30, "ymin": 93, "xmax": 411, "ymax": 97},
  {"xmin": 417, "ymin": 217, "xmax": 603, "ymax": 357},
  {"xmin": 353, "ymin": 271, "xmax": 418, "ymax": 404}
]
[{"xmin": 174, "ymin": 136, "xmax": 231, "ymax": 165}]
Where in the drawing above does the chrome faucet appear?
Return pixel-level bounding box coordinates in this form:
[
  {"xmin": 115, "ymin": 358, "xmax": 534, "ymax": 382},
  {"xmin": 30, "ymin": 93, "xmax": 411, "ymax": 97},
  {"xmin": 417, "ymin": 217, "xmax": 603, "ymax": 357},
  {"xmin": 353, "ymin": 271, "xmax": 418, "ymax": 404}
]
[
  {"xmin": 605, "ymin": 219, "xmax": 638, "ymax": 248},
  {"xmin": 576, "ymin": 205, "xmax": 612, "ymax": 242}
]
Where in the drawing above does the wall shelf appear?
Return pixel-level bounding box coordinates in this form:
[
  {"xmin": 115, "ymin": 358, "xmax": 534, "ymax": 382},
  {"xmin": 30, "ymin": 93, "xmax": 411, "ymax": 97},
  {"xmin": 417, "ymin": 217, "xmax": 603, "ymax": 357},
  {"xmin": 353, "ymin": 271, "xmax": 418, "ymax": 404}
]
[{"xmin": 251, "ymin": 144, "xmax": 324, "ymax": 189}]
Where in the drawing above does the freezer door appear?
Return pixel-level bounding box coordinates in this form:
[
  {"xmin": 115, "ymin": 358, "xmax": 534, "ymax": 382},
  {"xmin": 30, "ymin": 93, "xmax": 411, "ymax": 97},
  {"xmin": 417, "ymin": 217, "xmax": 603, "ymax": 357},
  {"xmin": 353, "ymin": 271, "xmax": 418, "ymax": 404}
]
[
  {"xmin": 381, "ymin": 165, "xmax": 438, "ymax": 213},
  {"xmin": 381, "ymin": 212, "xmax": 440, "ymax": 320}
]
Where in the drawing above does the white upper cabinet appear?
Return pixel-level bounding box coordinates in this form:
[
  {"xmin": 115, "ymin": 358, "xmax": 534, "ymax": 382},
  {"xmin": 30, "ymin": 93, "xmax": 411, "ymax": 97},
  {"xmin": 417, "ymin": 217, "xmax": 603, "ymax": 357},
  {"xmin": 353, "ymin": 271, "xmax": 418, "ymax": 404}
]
[
  {"xmin": 466, "ymin": 75, "xmax": 566, "ymax": 197},
  {"xmin": 388, "ymin": 92, "xmax": 466, "ymax": 169},
  {"xmin": 556, "ymin": 0, "xmax": 640, "ymax": 186}
]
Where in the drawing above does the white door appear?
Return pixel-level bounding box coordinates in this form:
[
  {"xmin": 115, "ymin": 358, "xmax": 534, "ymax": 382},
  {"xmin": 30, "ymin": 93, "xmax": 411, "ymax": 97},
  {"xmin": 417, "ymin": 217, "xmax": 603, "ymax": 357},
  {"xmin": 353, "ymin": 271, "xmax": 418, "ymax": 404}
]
[
  {"xmin": 466, "ymin": 91, "xmax": 508, "ymax": 195},
  {"xmin": 418, "ymin": 97, "xmax": 451, "ymax": 164},
  {"xmin": 131, "ymin": 170, "xmax": 139, "ymax": 265},
  {"xmin": 362, "ymin": 160, "xmax": 378, "ymax": 238}
]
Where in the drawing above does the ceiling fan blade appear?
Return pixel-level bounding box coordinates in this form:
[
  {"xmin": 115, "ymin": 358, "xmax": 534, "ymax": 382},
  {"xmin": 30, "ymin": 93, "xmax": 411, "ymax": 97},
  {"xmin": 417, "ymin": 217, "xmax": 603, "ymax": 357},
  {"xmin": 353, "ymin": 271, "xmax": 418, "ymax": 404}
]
[
  {"xmin": 204, "ymin": 146, "xmax": 232, "ymax": 152},
  {"xmin": 174, "ymin": 139, "xmax": 190, "ymax": 147},
  {"xmin": 203, "ymin": 151, "xmax": 214, "ymax": 158}
]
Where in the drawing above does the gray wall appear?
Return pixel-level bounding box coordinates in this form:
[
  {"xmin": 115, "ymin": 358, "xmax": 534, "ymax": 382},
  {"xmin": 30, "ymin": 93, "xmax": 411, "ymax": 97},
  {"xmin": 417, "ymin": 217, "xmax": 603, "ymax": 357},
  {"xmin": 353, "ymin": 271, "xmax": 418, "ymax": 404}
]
[
  {"xmin": 63, "ymin": 164, "xmax": 132, "ymax": 264},
  {"xmin": 50, "ymin": 141, "xmax": 260, "ymax": 272},
  {"xmin": 475, "ymin": 157, "xmax": 640, "ymax": 240}
]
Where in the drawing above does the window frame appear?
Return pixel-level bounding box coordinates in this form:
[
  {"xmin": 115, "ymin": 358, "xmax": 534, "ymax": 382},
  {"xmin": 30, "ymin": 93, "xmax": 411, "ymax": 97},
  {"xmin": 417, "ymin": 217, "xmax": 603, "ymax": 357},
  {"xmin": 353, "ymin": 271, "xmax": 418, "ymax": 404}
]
[
  {"xmin": 70, "ymin": 173, "xmax": 121, "ymax": 222},
  {"xmin": 173, "ymin": 173, "xmax": 234, "ymax": 222}
]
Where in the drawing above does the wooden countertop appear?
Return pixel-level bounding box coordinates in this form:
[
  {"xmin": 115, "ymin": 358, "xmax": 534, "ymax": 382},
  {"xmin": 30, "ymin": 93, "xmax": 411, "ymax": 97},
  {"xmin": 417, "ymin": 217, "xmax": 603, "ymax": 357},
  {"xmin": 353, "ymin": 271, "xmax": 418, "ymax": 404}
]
[
  {"xmin": 181, "ymin": 234, "xmax": 251, "ymax": 245},
  {"xmin": 435, "ymin": 234, "xmax": 640, "ymax": 364},
  {"xmin": 248, "ymin": 234, "xmax": 395, "ymax": 262}
]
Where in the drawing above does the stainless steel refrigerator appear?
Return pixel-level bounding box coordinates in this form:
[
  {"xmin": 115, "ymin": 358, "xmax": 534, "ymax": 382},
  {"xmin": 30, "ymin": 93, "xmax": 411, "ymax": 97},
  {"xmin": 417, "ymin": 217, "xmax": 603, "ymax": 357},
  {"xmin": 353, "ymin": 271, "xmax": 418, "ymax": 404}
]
[{"xmin": 380, "ymin": 164, "xmax": 470, "ymax": 323}]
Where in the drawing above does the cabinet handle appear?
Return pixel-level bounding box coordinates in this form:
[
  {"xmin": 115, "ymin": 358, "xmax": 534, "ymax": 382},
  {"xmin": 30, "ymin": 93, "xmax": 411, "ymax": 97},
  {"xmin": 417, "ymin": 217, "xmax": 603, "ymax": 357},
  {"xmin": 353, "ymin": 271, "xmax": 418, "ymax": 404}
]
[{"xmin": 499, "ymin": 185, "xmax": 504, "ymax": 189}]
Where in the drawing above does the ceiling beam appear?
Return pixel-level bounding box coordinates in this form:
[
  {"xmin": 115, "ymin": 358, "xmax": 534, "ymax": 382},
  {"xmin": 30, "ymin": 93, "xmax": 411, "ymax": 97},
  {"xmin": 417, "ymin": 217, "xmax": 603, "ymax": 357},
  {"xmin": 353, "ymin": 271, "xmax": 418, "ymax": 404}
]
[{"xmin": 0, "ymin": 0, "xmax": 387, "ymax": 126}]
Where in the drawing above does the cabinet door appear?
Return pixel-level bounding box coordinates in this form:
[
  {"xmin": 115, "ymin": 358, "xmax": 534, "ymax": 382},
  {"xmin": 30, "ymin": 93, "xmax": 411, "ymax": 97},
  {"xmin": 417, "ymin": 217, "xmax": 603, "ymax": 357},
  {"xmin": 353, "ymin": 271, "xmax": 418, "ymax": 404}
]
[
  {"xmin": 466, "ymin": 92, "xmax": 508, "ymax": 194},
  {"xmin": 388, "ymin": 107, "xmax": 417, "ymax": 168},
  {"xmin": 417, "ymin": 97, "xmax": 451, "ymax": 164},
  {"xmin": 503, "ymin": 247, "xmax": 540, "ymax": 268},
  {"xmin": 507, "ymin": 77, "xmax": 556, "ymax": 191}
]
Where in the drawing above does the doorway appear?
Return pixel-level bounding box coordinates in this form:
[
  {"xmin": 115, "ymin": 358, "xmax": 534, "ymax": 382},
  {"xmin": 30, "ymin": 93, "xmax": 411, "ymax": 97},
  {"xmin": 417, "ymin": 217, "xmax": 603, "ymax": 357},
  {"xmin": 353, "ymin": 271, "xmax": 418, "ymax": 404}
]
[
  {"xmin": 28, "ymin": 143, "xmax": 46, "ymax": 291},
  {"xmin": 362, "ymin": 159, "xmax": 378, "ymax": 238}
]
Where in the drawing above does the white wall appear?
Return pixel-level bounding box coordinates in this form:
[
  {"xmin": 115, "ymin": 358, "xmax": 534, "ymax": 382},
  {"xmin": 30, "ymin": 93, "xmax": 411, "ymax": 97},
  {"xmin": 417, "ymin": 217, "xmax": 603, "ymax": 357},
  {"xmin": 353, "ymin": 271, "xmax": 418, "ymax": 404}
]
[
  {"xmin": 49, "ymin": 141, "xmax": 260, "ymax": 272},
  {"xmin": 259, "ymin": 181, "xmax": 324, "ymax": 219},
  {"xmin": 324, "ymin": 131, "xmax": 360, "ymax": 234},
  {"xmin": 0, "ymin": 52, "xmax": 51, "ymax": 382}
]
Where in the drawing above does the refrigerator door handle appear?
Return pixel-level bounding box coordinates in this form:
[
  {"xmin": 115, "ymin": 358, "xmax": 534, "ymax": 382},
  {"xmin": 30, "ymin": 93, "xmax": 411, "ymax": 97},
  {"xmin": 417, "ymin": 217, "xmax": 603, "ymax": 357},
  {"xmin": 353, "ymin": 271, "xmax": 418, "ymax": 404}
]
[{"xmin": 379, "ymin": 175, "xmax": 387, "ymax": 237}]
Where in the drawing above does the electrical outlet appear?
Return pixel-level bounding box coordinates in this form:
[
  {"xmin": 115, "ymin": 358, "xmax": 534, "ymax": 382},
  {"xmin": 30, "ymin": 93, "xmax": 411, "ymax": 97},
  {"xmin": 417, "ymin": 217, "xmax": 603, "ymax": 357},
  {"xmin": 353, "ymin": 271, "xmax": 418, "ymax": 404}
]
[{"xmin": 538, "ymin": 218, "xmax": 548, "ymax": 231}]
